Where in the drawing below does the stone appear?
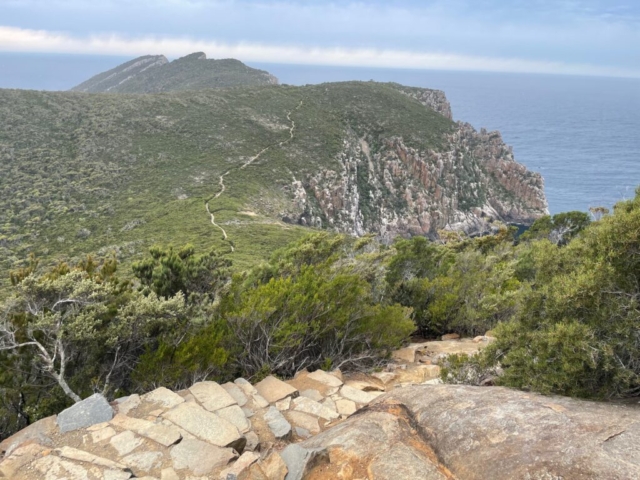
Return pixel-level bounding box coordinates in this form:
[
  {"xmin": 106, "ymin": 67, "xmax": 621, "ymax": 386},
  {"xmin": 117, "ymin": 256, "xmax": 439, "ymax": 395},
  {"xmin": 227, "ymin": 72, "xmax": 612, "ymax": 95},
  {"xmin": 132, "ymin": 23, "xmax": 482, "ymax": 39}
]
[
  {"xmin": 219, "ymin": 451, "xmax": 259, "ymax": 479},
  {"xmin": 275, "ymin": 397, "xmax": 291, "ymax": 411},
  {"xmin": 189, "ymin": 381, "xmax": 237, "ymax": 412},
  {"xmin": 279, "ymin": 444, "xmax": 328, "ymax": 480},
  {"xmin": 234, "ymin": 378, "xmax": 258, "ymax": 395},
  {"xmin": 251, "ymin": 394, "xmax": 270, "ymax": 409},
  {"xmin": 244, "ymin": 431, "xmax": 260, "ymax": 452},
  {"xmin": 56, "ymin": 393, "xmax": 114, "ymax": 433},
  {"xmin": 110, "ymin": 430, "xmax": 144, "ymax": 456},
  {"xmin": 242, "ymin": 407, "xmax": 255, "ymax": 418},
  {"xmin": 0, "ymin": 442, "xmax": 48, "ymax": 479},
  {"xmin": 286, "ymin": 411, "xmax": 321, "ymax": 435},
  {"xmin": 369, "ymin": 444, "xmax": 448, "ymax": 480},
  {"xmin": 56, "ymin": 446, "xmax": 128, "ymax": 470},
  {"xmin": 392, "ymin": 347, "xmax": 416, "ymax": 363},
  {"xmin": 216, "ymin": 404, "xmax": 251, "ymax": 433},
  {"xmin": 143, "ymin": 387, "xmax": 185, "ymax": 409},
  {"xmin": 254, "ymin": 376, "xmax": 299, "ymax": 404},
  {"xmin": 162, "ymin": 402, "xmax": 244, "ymax": 450},
  {"xmin": 291, "ymin": 397, "xmax": 339, "ymax": 421},
  {"xmin": 335, "ymin": 399, "xmax": 356, "ymax": 416},
  {"xmin": 299, "ymin": 389, "xmax": 323, "ymax": 402},
  {"xmin": 295, "ymin": 427, "xmax": 311, "ymax": 439},
  {"xmin": 473, "ymin": 335, "xmax": 485, "ymax": 343},
  {"xmin": 110, "ymin": 414, "xmax": 182, "ymax": 447},
  {"xmin": 104, "ymin": 470, "xmax": 134, "ymax": 480},
  {"xmin": 161, "ymin": 467, "xmax": 180, "ymax": 480},
  {"xmin": 263, "ymin": 406, "xmax": 292, "ymax": 440},
  {"xmin": 306, "ymin": 370, "xmax": 343, "ymax": 388},
  {"xmin": 320, "ymin": 397, "xmax": 337, "ymax": 413},
  {"xmin": 423, "ymin": 378, "xmax": 444, "ymax": 385},
  {"xmin": 222, "ymin": 382, "xmax": 249, "ymax": 407},
  {"xmin": 371, "ymin": 372, "xmax": 397, "ymax": 384},
  {"xmin": 116, "ymin": 394, "xmax": 141, "ymax": 415},
  {"xmin": 170, "ymin": 438, "xmax": 237, "ymax": 476},
  {"xmin": 0, "ymin": 415, "xmax": 55, "ymax": 456},
  {"xmin": 121, "ymin": 451, "xmax": 163, "ymax": 473},
  {"xmin": 32, "ymin": 455, "xmax": 96, "ymax": 480},
  {"xmin": 441, "ymin": 333, "xmax": 460, "ymax": 340},
  {"xmin": 338, "ymin": 385, "xmax": 382, "ymax": 405},
  {"xmin": 259, "ymin": 452, "xmax": 288, "ymax": 480}
]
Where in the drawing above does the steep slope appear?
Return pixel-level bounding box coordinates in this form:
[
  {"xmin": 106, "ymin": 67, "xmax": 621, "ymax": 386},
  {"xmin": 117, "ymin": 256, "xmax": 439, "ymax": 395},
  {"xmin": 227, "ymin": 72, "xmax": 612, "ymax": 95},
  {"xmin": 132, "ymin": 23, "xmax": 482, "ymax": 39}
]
[
  {"xmin": 0, "ymin": 81, "xmax": 547, "ymax": 282},
  {"xmin": 71, "ymin": 52, "xmax": 278, "ymax": 93}
]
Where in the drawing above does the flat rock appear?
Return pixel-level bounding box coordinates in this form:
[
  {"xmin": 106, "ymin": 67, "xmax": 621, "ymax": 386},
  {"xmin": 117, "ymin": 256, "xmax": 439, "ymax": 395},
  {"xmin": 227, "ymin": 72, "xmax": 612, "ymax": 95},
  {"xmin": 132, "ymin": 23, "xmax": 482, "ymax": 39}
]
[
  {"xmin": 320, "ymin": 397, "xmax": 337, "ymax": 413},
  {"xmin": 307, "ymin": 370, "xmax": 343, "ymax": 388},
  {"xmin": 116, "ymin": 394, "xmax": 141, "ymax": 415},
  {"xmin": 344, "ymin": 379, "xmax": 385, "ymax": 392},
  {"xmin": 263, "ymin": 406, "xmax": 292, "ymax": 440},
  {"xmin": 259, "ymin": 452, "xmax": 288, "ymax": 480},
  {"xmin": 161, "ymin": 467, "xmax": 180, "ymax": 480},
  {"xmin": 110, "ymin": 430, "xmax": 144, "ymax": 456},
  {"xmin": 32, "ymin": 454, "xmax": 106, "ymax": 480},
  {"xmin": 441, "ymin": 333, "xmax": 460, "ymax": 340},
  {"xmin": 371, "ymin": 372, "xmax": 397, "ymax": 384},
  {"xmin": 221, "ymin": 382, "xmax": 249, "ymax": 407},
  {"xmin": 170, "ymin": 438, "xmax": 237, "ymax": 476},
  {"xmin": 57, "ymin": 394, "xmax": 114, "ymax": 433},
  {"xmin": 338, "ymin": 385, "xmax": 383, "ymax": 405},
  {"xmin": 254, "ymin": 376, "xmax": 299, "ymax": 404},
  {"xmin": 0, "ymin": 442, "xmax": 48, "ymax": 478},
  {"xmin": 244, "ymin": 431, "xmax": 260, "ymax": 452},
  {"xmin": 110, "ymin": 413, "xmax": 182, "ymax": 447},
  {"xmin": 121, "ymin": 451, "xmax": 163, "ymax": 473},
  {"xmin": 292, "ymin": 397, "xmax": 339, "ymax": 421},
  {"xmin": 189, "ymin": 381, "xmax": 237, "ymax": 412},
  {"xmin": 143, "ymin": 387, "xmax": 185, "ymax": 409},
  {"xmin": 216, "ymin": 404, "xmax": 251, "ymax": 433},
  {"xmin": 219, "ymin": 451, "xmax": 259, "ymax": 479},
  {"xmin": 91, "ymin": 425, "xmax": 117, "ymax": 443},
  {"xmin": 299, "ymin": 389, "xmax": 324, "ymax": 402},
  {"xmin": 162, "ymin": 402, "xmax": 244, "ymax": 450},
  {"xmin": 275, "ymin": 397, "xmax": 291, "ymax": 411},
  {"xmin": 251, "ymin": 393, "xmax": 270, "ymax": 408},
  {"xmin": 234, "ymin": 378, "xmax": 258, "ymax": 396},
  {"xmin": 392, "ymin": 347, "xmax": 416, "ymax": 364},
  {"xmin": 57, "ymin": 445, "xmax": 128, "ymax": 470},
  {"xmin": 286, "ymin": 411, "xmax": 321, "ymax": 435},
  {"xmin": 335, "ymin": 399, "xmax": 356, "ymax": 416}
]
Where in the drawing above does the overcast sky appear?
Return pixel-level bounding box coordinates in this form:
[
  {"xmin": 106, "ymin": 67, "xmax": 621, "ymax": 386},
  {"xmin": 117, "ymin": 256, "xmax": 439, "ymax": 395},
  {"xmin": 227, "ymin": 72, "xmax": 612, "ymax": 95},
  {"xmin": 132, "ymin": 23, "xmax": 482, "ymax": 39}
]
[{"xmin": 1, "ymin": 0, "xmax": 639, "ymax": 77}]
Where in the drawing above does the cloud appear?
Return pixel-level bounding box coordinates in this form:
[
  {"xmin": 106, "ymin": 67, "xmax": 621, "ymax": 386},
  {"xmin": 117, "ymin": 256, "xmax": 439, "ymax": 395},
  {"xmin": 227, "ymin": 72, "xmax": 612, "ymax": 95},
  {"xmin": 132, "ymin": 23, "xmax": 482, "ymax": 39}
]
[{"xmin": 1, "ymin": 26, "xmax": 638, "ymax": 78}]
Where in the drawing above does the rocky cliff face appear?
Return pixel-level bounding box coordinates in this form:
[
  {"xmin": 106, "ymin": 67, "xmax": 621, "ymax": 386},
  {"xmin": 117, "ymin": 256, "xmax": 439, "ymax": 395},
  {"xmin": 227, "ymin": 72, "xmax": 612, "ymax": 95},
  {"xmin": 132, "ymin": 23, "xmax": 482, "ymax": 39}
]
[{"xmin": 286, "ymin": 90, "xmax": 548, "ymax": 240}]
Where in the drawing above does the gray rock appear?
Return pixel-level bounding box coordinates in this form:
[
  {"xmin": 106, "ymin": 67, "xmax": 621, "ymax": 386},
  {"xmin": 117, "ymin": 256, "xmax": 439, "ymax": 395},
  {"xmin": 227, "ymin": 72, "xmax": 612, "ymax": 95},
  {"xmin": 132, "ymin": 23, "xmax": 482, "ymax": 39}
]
[
  {"xmin": 56, "ymin": 394, "xmax": 114, "ymax": 433},
  {"xmin": 109, "ymin": 430, "xmax": 143, "ymax": 456},
  {"xmin": 216, "ymin": 404, "xmax": 251, "ymax": 433},
  {"xmin": 280, "ymin": 444, "xmax": 328, "ymax": 480},
  {"xmin": 295, "ymin": 427, "xmax": 311, "ymax": 439},
  {"xmin": 120, "ymin": 451, "xmax": 163, "ymax": 473},
  {"xmin": 291, "ymin": 396, "xmax": 339, "ymax": 421},
  {"xmin": 162, "ymin": 402, "xmax": 245, "ymax": 450},
  {"xmin": 221, "ymin": 382, "xmax": 249, "ymax": 407},
  {"xmin": 170, "ymin": 438, "xmax": 237, "ymax": 476},
  {"xmin": 263, "ymin": 406, "xmax": 292, "ymax": 440}
]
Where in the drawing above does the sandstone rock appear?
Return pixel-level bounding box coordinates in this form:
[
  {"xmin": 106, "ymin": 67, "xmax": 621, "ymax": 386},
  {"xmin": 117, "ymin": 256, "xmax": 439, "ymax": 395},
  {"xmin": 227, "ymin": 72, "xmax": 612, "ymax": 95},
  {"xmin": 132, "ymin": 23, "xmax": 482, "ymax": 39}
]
[
  {"xmin": 57, "ymin": 394, "xmax": 114, "ymax": 433},
  {"xmin": 121, "ymin": 451, "xmax": 163, "ymax": 473},
  {"xmin": 307, "ymin": 370, "xmax": 343, "ymax": 388},
  {"xmin": 32, "ymin": 454, "xmax": 106, "ymax": 480},
  {"xmin": 222, "ymin": 382, "xmax": 249, "ymax": 407},
  {"xmin": 344, "ymin": 379, "xmax": 385, "ymax": 392},
  {"xmin": 216, "ymin": 404, "xmax": 251, "ymax": 433},
  {"xmin": 110, "ymin": 430, "xmax": 144, "ymax": 456},
  {"xmin": 189, "ymin": 381, "xmax": 237, "ymax": 412},
  {"xmin": 170, "ymin": 438, "xmax": 237, "ymax": 476},
  {"xmin": 219, "ymin": 451, "xmax": 259, "ymax": 479},
  {"xmin": 116, "ymin": 394, "xmax": 142, "ymax": 415},
  {"xmin": 162, "ymin": 402, "xmax": 244, "ymax": 450},
  {"xmin": 251, "ymin": 393, "xmax": 270, "ymax": 409},
  {"xmin": 244, "ymin": 431, "xmax": 260, "ymax": 452},
  {"xmin": 0, "ymin": 442, "xmax": 48, "ymax": 478},
  {"xmin": 263, "ymin": 406, "xmax": 292, "ymax": 440},
  {"xmin": 299, "ymin": 389, "xmax": 323, "ymax": 402},
  {"xmin": 335, "ymin": 399, "xmax": 356, "ymax": 416},
  {"xmin": 91, "ymin": 425, "xmax": 117, "ymax": 443},
  {"xmin": 275, "ymin": 397, "xmax": 291, "ymax": 411},
  {"xmin": 441, "ymin": 333, "xmax": 460, "ymax": 341},
  {"xmin": 56, "ymin": 445, "xmax": 128, "ymax": 470},
  {"xmin": 0, "ymin": 415, "xmax": 55, "ymax": 456},
  {"xmin": 423, "ymin": 378, "xmax": 444, "ymax": 385},
  {"xmin": 369, "ymin": 443, "xmax": 448, "ymax": 479},
  {"xmin": 291, "ymin": 397, "xmax": 339, "ymax": 421},
  {"xmin": 143, "ymin": 388, "xmax": 185, "ymax": 409},
  {"xmin": 259, "ymin": 451, "xmax": 288, "ymax": 480},
  {"xmin": 110, "ymin": 414, "xmax": 182, "ymax": 447},
  {"xmin": 234, "ymin": 378, "xmax": 258, "ymax": 396},
  {"xmin": 392, "ymin": 347, "xmax": 416, "ymax": 363},
  {"xmin": 254, "ymin": 376, "xmax": 298, "ymax": 404},
  {"xmin": 320, "ymin": 397, "xmax": 337, "ymax": 413},
  {"xmin": 371, "ymin": 372, "xmax": 396, "ymax": 384},
  {"xmin": 286, "ymin": 411, "xmax": 321, "ymax": 435},
  {"xmin": 338, "ymin": 385, "xmax": 383, "ymax": 405},
  {"xmin": 161, "ymin": 467, "xmax": 180, "ymax": 480},
  {"xmin": 279, "ymin": 444, "xmax": 328, "ymax": 480}
]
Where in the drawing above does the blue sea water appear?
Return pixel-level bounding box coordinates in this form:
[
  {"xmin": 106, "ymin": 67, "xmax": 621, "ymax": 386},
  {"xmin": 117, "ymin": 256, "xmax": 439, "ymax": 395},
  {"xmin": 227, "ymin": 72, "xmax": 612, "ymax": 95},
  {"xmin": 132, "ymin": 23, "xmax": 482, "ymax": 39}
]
[{"xmin": 1, "ymin": 53, "xmax": 638, "ymax": 214}]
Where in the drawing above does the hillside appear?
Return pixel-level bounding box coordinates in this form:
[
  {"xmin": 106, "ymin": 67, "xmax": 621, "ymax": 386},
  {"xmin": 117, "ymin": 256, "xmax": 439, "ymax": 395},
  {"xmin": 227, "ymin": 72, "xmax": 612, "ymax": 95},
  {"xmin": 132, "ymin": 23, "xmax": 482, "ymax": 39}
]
[
  {"xmin": 71, "ymin": 52, "xmax": 278, "ymax": 93},
  {"xmin": 0, "ymin": 81, "xmax": 547, "ymax": 281}
]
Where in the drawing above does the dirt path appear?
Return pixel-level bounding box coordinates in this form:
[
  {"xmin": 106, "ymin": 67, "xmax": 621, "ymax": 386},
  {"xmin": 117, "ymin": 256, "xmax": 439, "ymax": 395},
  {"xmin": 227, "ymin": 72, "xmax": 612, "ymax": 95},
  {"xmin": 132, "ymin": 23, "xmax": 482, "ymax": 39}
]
[{"xmin": 204, "ymin": 100, "xmax": 303, "ymax": 251}]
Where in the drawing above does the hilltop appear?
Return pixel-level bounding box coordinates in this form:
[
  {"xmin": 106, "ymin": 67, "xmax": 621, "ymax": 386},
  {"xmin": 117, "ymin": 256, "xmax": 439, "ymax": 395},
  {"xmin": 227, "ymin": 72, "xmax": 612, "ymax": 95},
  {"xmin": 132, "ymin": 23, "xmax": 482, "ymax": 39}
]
[
  {"xmin": 71, "ymin": 52, "xmax": 278, "ymax": 93},
  {"xmin": 0, "ymin": 80, "xmax": 547, "ymax": 279}
]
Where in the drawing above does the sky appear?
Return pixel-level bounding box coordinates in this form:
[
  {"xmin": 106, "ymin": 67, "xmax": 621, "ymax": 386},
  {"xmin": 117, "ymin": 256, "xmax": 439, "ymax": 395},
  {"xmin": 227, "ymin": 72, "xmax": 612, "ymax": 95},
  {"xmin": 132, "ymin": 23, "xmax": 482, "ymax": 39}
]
[{"xmin": 1, "ymin": 0, "xmax": 640, "ymax": 77}]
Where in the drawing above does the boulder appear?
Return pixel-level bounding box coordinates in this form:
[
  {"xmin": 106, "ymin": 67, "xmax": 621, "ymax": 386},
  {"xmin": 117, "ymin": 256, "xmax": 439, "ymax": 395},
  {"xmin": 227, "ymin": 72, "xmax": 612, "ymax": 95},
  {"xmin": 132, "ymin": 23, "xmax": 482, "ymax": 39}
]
[
  {"xmin": 286, "ymin": 411, "xmax": 321, "ymax": 435},
  {"xmin": 254, "ymin": 376, "xmax": 299, "ymax": 404},
  {"xmin": 162, "ymin": 402, "xmax": 245, "ymax": 450},
  {"xmin": 263, "ymin": 406, "xmax": 292, "ymax": 440},
  {"xmin": 279, "ymin": 444, "xmax": 328, "ymax": 480},
  {"xmin": 56, "ymin": 393, "xmax": 114, "ymax": 433},
  {"xmin": 189, "ymin": 381, "xmax": 237, "ymax": 412}
]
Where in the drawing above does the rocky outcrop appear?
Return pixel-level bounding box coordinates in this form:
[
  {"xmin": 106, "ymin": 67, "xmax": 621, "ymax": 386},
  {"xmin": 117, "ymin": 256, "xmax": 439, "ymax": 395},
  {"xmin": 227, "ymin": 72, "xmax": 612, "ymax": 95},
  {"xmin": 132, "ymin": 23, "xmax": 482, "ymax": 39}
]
[{"xmin": 286, "ymin": 88, "xmax": 547, "ymax": 240}]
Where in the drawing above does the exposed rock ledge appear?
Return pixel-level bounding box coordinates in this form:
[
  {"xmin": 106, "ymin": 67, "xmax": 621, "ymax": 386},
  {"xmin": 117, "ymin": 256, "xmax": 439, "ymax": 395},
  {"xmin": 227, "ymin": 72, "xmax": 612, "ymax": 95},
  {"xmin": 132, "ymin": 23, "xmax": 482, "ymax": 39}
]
[{"xmin": 2, "ymin": 338, "xmax": 637, "ymax": 479}]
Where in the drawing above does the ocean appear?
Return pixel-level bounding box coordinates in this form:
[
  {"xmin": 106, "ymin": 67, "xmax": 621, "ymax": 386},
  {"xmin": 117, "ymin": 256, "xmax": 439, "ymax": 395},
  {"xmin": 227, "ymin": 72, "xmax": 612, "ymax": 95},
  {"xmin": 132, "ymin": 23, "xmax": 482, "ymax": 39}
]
[{"xmin": 1, "ymin": 53, "xmax": 639, "ymax": 215}]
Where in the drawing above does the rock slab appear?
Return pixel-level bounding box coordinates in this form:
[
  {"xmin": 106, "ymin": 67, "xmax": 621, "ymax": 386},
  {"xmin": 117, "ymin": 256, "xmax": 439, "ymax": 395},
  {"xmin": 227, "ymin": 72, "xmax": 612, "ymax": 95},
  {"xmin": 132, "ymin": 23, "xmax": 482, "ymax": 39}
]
[{"xmin": 57, "ymin": 393, "xmax": 114, "ymax": 433}]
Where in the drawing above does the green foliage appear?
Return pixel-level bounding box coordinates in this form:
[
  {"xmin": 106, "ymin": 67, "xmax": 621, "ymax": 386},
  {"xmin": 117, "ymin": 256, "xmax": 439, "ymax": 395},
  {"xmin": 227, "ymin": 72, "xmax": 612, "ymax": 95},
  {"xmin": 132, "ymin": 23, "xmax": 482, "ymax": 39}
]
[{"xmin": 521, "ymin": 210, "xmax": 591, "ymax": 245}]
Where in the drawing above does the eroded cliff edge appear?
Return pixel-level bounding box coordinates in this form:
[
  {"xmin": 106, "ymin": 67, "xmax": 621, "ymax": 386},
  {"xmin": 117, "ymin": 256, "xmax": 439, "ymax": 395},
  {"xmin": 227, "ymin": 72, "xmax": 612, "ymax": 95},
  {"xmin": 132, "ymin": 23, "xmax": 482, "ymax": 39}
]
[{"xmin": 286, "ymin": 84, "xmax": 548, "ymax": 240}]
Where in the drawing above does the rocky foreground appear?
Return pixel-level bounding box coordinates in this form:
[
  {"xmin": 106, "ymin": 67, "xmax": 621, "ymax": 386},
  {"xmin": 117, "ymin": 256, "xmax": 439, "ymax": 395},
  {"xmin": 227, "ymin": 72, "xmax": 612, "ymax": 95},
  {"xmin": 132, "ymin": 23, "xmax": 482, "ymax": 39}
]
[{"xmin": 1, "ymin": 338, "xmax": 639, "ymax": 480}]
